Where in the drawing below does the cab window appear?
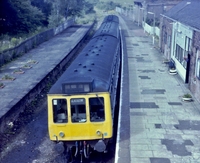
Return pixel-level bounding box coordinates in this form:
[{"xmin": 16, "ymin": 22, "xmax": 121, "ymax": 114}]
[
  {"xmin": 89, "ymin": 97, "xmax": 105, "ymax": 122},
  {"xmin": 71, "ymin": 98, "xmax": 86, "ymax": 123},
  {"xmin": 52, "ymin": 99, "xmax": 68, "ymax": 123}
]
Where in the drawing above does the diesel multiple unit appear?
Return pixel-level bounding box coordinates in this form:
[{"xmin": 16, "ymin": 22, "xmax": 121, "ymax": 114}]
[{"xmin": 47, "ymin": 15, "xmax": 121, "ymax": 160}]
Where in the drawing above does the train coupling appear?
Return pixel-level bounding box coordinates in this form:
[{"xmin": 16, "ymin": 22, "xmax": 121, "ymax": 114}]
[
  {"xmin": 54, "ymin": 141, "xmax": 65, "ymax": 154},
  {"xmin": 94, "ymin": 140, "xmax": 106, "ymax": 152}
]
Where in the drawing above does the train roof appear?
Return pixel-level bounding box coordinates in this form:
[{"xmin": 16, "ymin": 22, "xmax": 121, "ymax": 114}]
[
  {"xmin": 92, "ymin": 15, "xmax": 119, "ymax": 39},
  {"xmin": 49, "ymin": 36, "xmax": 119, "ymax": 95},
  {"xmin": 102, "ymin": 15, "xmax": 119, "ymax": 24},
  {"xmin": 48, "ymin": 15, "xmax": 120, "ymax": 95}
]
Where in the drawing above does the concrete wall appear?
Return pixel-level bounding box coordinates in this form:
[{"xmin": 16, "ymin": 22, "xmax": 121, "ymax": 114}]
[{"xmin": 0, "ymin": 18, "xmax": 75, "ymax": 67}]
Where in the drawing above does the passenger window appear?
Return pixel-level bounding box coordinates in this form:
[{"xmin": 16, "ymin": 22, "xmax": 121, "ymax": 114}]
[
  {"xmin": 89, "ymin": 97, "xmax": 105, "ymax": 122},
  {"xmin": 52, "ymin": 99, "xmax": 68, "ymax": 123},
  {"xmin": 71, "ymin": 98, "xmax": 86, "ymax": 123}
]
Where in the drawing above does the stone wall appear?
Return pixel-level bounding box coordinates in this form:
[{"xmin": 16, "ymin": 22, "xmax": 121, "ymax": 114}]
[{"xmin": 0, "ymin": 18, "xmax": 74, "ymax": 67}]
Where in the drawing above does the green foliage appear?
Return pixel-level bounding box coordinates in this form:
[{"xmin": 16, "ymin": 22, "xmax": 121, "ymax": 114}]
[
  {"xmin": 48, "ymin": 0, "xmax": 86, "ymax": 27},
  {"xmin": 99, "ymin": 0, "xmax": 131, "ymax": 6},
  {"xmin": 183, "ymin": 93, "xmax": 192, "ymax": 98},
  {"xmin": 0, "ymin": 0, "xmax": 95, "ymax": 36},
  {"xmin": 96, "ymin": 1, "xmax": 120, "ymax": 11},
  {"xmin": 30, "ymin": 0, "xmax": 52, "ymax": 26},
  {"xmin": 1, "ymin": 74, "xmax": 15, "ymax": 80},
  {"xmin": 0, "ymin": 0, "xmax": 46, "ymax": 35},
  {"xmin": 66, "ymin": 0, "xmax": 83, "ymax": 17},
  {"xmin": 0, "ymin": 0, "xmax": 127, "ymax": 38},
  {"xmin": 0, "ymin": 0, "xmax": 110, "ymax": 51},
  {"xmin": 86, "ymin": 0, "xmax": 99, "ymax": 4},
  {"xmin": 155, "ymin": 20, "xmax": 160, "ymax": 27},
  {"xmin": 145, "ymin": 18, "xmax": 160, "ymax": 27},
  {"xmin": 0, "ymin": 83, "xmax": 4, "ymax": 87},
  {"xmin": 11, "ymin": 38, "xmax": 19, "ymax": 46},
  {"xmin": 48, "ymin": 13, "xmax": 63, "ymax": 28},
  {"xmin": 76, "ymin": 13, "xmax": 96, "ymax": 24},
  {"xmin": 84, "ymin": 1, "xmax": 96, "ymax": 14}
]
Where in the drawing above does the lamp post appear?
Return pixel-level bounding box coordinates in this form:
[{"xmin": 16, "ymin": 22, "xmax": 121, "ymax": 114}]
[
  {"xmin": 138, "ymin": 7, "xmax": 140, "ymax": 26},
  {"xmin": 147, "ymin": 11, "xmax": 155, "ymax": 45},
  {"xmin": 140, "ymin": 8, "xmax": 144, "ymax": 28}
]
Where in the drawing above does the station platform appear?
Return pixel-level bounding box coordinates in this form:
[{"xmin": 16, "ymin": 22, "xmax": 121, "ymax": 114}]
[
  {"xmin": 0, "ymin": 24, "xmax": 92, "ymax": 128},
  {"xmin": 115, "ymin": 15, "xmax": 200, "ymax": 163}
]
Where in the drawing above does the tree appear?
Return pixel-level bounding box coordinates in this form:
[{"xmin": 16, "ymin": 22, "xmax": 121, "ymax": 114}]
[
  {"xmin": 96, "ymin": 1, "xmax": 120, "ymax": 11},
  {"xmin": 84, "ymin": 1, "xmax": 96, "ymax": 14},
  {"xmin": 65, "ymin": 0, "xmax": 83, "ymax": 17},
  {"xmin": 0, "ymin": 0, "xmax": 94, "ymax": 35},
  {"xmin": 48, "ymin": 0, "xmax": 85, "ymax": 27},
  {"xmin": 0, "ymin": 0, "xmax": 17, "ymax": 34},
  {"xmin": 0, "ymin": 0, "xmax": 46, "ymax": 35},
  {"xmin": 30, "ymin": 0, "xmax": 52, "ymax": 26},
  {"xmin": 86, "ymin": 0, "xmax": 99, "ymax": 5}
]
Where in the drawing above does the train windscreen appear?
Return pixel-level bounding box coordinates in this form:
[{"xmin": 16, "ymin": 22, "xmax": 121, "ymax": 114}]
[
  {"xmin": 52, "ymin": 99, "xmax": 68, "ymax": 123},
  {"xmin": 71, "ymin": 98, "xmax": 87, "ymax": 123},
  {"xmin": 89, "ymin": 97, "xmax": 105, "ymax": 122}
]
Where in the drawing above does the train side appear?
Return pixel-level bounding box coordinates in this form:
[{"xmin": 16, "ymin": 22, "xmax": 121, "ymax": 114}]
[{"xmin": 47, "ymin": 15, "xmax": 121, "ymax": 158}]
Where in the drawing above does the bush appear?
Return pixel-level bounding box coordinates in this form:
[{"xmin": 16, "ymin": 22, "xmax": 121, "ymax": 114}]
[
  {"xmin": 11, "ymin": 38, "xmax": 19, "ymax": 46},
  {"xmin": 183, "ymin": 93, "xmax": 192, "ymax": 98}
]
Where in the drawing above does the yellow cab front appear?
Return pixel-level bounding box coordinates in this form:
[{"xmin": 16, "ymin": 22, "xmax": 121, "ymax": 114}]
[{"xmin": 48, "ymin": 93, "xmax": 113, "ymax": 141}]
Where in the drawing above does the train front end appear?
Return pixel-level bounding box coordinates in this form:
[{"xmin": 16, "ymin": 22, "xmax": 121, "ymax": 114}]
[{"xmin": 48, "ymin": 80, "xmax": 113, "ymax": 153}]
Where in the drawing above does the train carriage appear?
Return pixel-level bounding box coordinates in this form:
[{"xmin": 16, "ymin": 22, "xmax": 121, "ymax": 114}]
[{"xmin": 47, "ymin": 15, "xmax": 121, "ymax": 159}]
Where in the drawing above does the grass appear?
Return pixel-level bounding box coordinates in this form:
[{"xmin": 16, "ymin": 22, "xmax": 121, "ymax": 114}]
[
  {"xmin": 27, "ymin": 59, "xmax": 38, "ymax": 64},
  {"xmin": 0, "ymin": 83, "xmax": 4, "ymax": 87},
  {"xmin": 1, "ymin": 74, "xmax": 15, "ymax": 80},
  {"xmin": 13, "ymin": 69, "xmax": 24, "ymax": 74},
  {"xmin": 22, "ymin": 64, "xmax": 32, "ymax": 69},
  {"xmin": 183, "ymin": 93, "xmax": 192, "ymax": 98}
]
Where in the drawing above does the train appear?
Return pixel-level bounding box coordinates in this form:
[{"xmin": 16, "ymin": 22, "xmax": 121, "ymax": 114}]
[{"xmin": 47, "ymin": 15, "xmax": 121, "ymax": 161}]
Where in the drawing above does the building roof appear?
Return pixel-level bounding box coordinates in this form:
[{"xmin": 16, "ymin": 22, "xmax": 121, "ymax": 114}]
[{"xmin": 162, "ymin": 0, "xmax": 200, "ymax": 30}]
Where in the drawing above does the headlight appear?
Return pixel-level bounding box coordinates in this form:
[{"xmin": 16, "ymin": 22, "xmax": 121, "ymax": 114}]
[
  {"xmin": 96, "ymin": 130, "xmax": 101, "ymax": 136},
  {"xmin": 59, "ymin": 131, "xmax": 65, "ymax": 138}
]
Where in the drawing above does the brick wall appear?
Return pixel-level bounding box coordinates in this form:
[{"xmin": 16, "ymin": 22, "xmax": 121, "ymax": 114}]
[
  {"xmin": 160, "ymin": 17, "xmax": 173, "ymax": 59},
  {"xmin": 189, "ymin": 31, "xmax": 200, "ymax": 102}
]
